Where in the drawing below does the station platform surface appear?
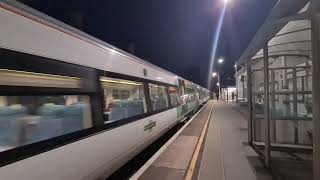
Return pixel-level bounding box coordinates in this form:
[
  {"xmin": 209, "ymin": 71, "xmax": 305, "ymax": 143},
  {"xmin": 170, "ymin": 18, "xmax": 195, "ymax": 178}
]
[{"xmin": 131, "ymin": 100, "xmax": 274, "ymax": 180}]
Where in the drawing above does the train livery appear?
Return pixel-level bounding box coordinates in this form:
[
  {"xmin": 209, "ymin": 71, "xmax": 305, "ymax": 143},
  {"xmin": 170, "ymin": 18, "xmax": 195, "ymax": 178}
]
[{"xmin": 0, "ymin": 1, "xmax": 210, "ymax": 180}]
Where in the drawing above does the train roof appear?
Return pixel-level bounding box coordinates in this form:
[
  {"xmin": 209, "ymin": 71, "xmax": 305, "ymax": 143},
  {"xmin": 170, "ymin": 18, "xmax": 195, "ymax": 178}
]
[{"xmin": 1, "ymin": 0, "xmax": 208, "ymax": 90}]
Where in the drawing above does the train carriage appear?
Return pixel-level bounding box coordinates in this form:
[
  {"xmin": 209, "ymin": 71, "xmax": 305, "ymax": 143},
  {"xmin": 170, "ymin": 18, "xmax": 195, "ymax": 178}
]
[{"xmin": 0, "ymin": 1, "xmax": 210, "ymax": 179}]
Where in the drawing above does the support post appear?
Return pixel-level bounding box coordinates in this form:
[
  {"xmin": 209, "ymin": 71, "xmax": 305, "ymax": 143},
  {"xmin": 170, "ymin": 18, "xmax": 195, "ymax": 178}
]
[
  {"xmin": 246, "ymin": 62, "xmax": 253, "ymax": 145},
  {"xmin": 227, "ymin": 88, "xmax": 229, "ymax": 101},
  {"xmin": 263, "ymin": 44, "xmax": 270, "ymax": 167},
  {"xmin": 270, "ymin": 69, "xmax": 276, "ymax": 142},
  {"xmin": 311, "ymin": 1, "xmax": 320, "ymax": 179},
  {"xmin": 218, "ymin": 74, "xmax": 221, "ymax": 99},
  {"xmin": 292, "ymin": 68, "xmax": 298, "ymax": 144},
  {"xmin": 242, "ymin": 79, "xmax": 245, "ymax": 99},
  {"xmin": 235, "ymin": 63, "xmax": 238, "ymax": 103}
]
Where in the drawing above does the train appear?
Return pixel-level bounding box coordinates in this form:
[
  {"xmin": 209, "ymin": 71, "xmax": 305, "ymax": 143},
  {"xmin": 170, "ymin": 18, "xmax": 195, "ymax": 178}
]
[{"xmin": 0, "ymin": 1, "xmax": 210, "ymax": 179}]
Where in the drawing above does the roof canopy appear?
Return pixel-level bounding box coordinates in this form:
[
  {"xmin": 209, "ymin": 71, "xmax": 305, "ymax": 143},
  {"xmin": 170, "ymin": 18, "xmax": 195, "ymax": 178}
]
[{"xmin": 238, "ymin": 0, "xmax": 310, "ymax": 64}]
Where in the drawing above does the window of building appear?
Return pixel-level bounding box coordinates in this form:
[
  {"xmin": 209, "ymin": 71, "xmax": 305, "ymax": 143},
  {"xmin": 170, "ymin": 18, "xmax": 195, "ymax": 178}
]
[
  {"xmin": 100, "ymin": 77, "xmax": 147, "ymax": 122},
  {"xmin": 149, "ymin": 84, "xmax": 169, "ymax": 111},
  {"xmin": 168, "ymin": 86, "xmax": 180, "ymax": 106}
]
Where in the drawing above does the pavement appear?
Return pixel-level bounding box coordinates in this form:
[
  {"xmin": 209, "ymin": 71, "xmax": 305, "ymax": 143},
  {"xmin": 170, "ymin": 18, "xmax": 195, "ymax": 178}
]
[
  {"xmin": 134, "ymin": 101, "xmax": 312, "ymax": 180},
  {"xmin": 198, "ymin": 101, "xmax": 273, "ymax": 180},
  {"xmin": 137, "ymin": 101, "xmax": 213, "ymax": 180}
]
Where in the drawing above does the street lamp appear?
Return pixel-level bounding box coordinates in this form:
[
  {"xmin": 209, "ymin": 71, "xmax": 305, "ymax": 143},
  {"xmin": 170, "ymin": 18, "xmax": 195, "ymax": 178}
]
[
  {"xmin": 212, "ymin": 72, "xmax": 221, "ymax": 98},
  {"xmin": 234, "ymin": 63, "xmax": 238, "ymax": 102},
  {"xmin": 212, "ymin": 72, "xmax": 217, "ymax": 77},
  {"xmin": 223, "ymin": 0, "xmax": 230, "ymax": 3},
  {"xmin": 218, "ymin": 58, "xmax": 224, "ymax": 64}
]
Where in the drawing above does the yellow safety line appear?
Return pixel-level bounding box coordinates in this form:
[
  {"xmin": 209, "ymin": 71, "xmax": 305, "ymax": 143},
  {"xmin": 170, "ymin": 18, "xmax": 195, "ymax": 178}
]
[
  {"xmin": 185, "ymin": 102, "xmax": 213, "ymax": 180},
  {"xmin": 218, "ymin": 126, "xmax": 226, "ymax": 180}
]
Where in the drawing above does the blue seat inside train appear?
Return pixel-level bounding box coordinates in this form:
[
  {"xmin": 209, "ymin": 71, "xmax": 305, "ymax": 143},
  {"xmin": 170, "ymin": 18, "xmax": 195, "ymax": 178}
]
[
  {"xmin": 30, "ymin": 103, "xmax": 85, "ymax": 143},
  {"xmin": 152, "ymin": 98, "xmax": 167, "ymax": 111},
  {"xmin": 31, "ymin": 104, "xmax": 65, "ymax": 143},
  {"xmin": 110, "ymin": 101, "xmax": 126, "ymax": 121},
  {"xmin": 0, "ymin": 105, "xmax": 27, "ymax": 146},
  {"xmin": 126, "ymin": 100, "xmax": 144, "ymax": 117},
  {"xmin": 60, "ymin": 103, "xmax": 85, "ymax": 134},
  {"xmin": 110, "ymin": 100, "xmax": 144, "ymax": 121}
]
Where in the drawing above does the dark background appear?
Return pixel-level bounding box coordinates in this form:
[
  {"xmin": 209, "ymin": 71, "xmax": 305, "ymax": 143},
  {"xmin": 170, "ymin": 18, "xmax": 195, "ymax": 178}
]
[{"xmin": 19, "ymin": 0, "xmax": 277, "ymax": 90}]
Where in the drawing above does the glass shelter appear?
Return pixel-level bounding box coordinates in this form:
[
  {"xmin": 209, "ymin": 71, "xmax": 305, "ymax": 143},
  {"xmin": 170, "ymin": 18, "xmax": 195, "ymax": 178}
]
[{"xmin": 235, "ymin": 1, "xmax": 319, "ymax": 179}]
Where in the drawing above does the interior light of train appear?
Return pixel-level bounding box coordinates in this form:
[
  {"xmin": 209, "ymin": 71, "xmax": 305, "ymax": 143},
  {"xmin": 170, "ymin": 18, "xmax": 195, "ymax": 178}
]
[
  {"xmin": 0, "ymin": 68, "xmax": 82, "ymax": 88},
  {"xmin": 100, "ymin": 78, "xmax": 141, "ymax": 86},
  {"xmin": 0, "ymin": 68, "xmax": 80, "ymax": 80},
  {"xmin": 118, "ymin": 81, "xmax": 141, "ymax": 86},
  {"xmin": 100, "ymin": 78, "xmax": 119, "ymax": 83}
]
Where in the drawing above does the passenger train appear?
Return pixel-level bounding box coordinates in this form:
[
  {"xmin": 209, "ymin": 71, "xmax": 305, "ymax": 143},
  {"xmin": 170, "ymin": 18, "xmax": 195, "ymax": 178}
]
[{"xmin": 0, "ymin": 1, "xmax": 210, "ymax": 179}]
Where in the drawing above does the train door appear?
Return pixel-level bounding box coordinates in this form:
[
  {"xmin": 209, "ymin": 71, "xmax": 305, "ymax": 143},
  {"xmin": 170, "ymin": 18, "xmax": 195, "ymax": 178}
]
[{"xmin": 178, "ymin": 79, "xmax": 188, "ymax": 117}]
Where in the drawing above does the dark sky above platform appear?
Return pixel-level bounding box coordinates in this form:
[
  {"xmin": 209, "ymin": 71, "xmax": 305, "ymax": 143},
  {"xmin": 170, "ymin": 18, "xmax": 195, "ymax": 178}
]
[{"xmin": 20, "ymin": 0, "xmax": 277, "ymax": 89}]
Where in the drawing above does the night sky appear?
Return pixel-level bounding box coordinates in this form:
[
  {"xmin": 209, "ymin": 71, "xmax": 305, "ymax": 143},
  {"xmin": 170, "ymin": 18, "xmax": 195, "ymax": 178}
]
[{"xmin": 20, "ymin": 0, "xmax": 277, "ymax": 90}]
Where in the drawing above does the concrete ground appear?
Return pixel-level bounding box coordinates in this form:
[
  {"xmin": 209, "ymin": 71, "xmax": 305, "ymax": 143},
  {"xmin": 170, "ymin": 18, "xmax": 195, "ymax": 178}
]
[
  {"xmin": 138, "ymin": 101, "xmax": 213, "ymax": 180},
  {"xmin": 198, "ymin": 101, "xmax": 274, "ymax": 180},
  {"xmin": 136, "ymin": 101, "xmax": 312, "ymax": 180}
]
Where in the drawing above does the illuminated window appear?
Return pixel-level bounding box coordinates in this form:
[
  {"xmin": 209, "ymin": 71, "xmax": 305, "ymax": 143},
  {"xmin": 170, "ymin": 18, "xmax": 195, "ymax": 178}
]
[
  {"xmin": 0, "ymin": 69, "xmax": 92, "ymax": 152},
  {"xmin": 168, "ymin": 87, "xmax": 180, "ymax": 106},
  {"xmin": 100, "ymin": 77, "xmax": 147, "ymax": 122},
  {"xmin": 149, "ymin": 84, "xmax": 169, "ymax": 111}
]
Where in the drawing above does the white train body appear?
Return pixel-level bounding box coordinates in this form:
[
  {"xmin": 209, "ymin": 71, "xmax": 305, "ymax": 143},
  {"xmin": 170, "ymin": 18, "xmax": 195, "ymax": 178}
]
[{"xmin": 0, "ymin": 1, "xmax": 210, "ymax": 180}]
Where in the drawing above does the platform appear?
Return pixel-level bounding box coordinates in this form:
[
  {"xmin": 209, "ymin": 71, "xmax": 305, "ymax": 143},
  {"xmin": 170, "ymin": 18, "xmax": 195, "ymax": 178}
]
[{"xmin": 130, "ymin": 101, "xmax": 276, "ymax": 180}]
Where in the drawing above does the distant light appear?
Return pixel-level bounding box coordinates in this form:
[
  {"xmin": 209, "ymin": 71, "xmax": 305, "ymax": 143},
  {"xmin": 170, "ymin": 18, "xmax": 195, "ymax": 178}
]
[
  {"xmin": 218, "ymin": 58, "xmax": 224, "ymax": 64},
  {"xmin": 234, "ymin": 64, "xmax": 237, "ymax": 68},
  {"xmin": 223, "ymin": 0, "xmax": 229, "ymax": 3},
  {"xmin": 174, "ymin": 76, "xmax": 178, "ymax": 79},
  {"xmin": 212, "ymin": 72, "xmax": 218, "ymax": 77},
  {"xmin": 216, "ymin": 83, "xmax": 220, "ymax": 86},
  {"xmin": 156, "ymin": 77, "xmax": 163, "ymax": 80}
]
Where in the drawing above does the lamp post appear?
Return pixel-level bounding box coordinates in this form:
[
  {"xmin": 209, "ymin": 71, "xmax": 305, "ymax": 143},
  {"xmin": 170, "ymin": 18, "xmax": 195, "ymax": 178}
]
[
  {"xmin": 234, "ymin": 63, "xmax": 238, "ymax": 102},
  {"xmin": 212, "ymin": 72, "xmax": 221, "ymax": 98}
]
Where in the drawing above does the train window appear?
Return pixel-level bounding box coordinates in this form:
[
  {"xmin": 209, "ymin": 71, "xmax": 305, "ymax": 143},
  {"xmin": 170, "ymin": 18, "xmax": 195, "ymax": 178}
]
[
  {"xmin": 0, "ymin": 69, "xmax": 92, "ymax": 152},
  {"xmin": 185, "ymin": 88, "xmax": 195, "ymax": 102},
  {"xmin": 0, "ymin": 95, "xmax": 92, "ymax": 152},
  {"xmin": 148, "ymin": 84, "xmax": 169, "ymax": 111},
  {"xmin": 100, "ymin": 77, "xmax": 147, "ymax": 122},
  {"xmin": 168, "ymin": 87, "xmax": 180, "ymax": 106}
]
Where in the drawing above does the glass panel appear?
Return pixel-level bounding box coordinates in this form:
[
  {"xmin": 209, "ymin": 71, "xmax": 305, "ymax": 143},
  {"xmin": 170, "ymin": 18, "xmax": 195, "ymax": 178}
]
[
  {"xmin": 269, "ymin": 94, "xmax": 294, "ymax": 119},
  {"xmin": 149, "ymin": 84, "xmax": 169, "ymax": 111},
  {"xmin": 168, "ymin": 87, "xmax": 180, "ymax": 106},
  {"xmin": 185, "ymin": 88, "xmax": 195, "ymax": 102},
  {"xmin": 253, "ymin": 94, "xmax": 265, "ymax": 142},
  {"xmin": 0, "ymin": 95, "xmax": 92, "ymax": 152},
  {"xmin": 0, "ymin": 68, "xmax": 92, "ymax": 152},
  {"xmin": 100, "ymin": 77, "xmax": 147, "ymax": 122}
]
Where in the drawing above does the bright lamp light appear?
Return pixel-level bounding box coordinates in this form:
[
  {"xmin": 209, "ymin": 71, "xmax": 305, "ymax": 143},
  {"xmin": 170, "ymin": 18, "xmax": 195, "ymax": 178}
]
[
  {"xmin": 212, "ymin": 72, "xmax": 218, "ymax": 77},
  {"xmin": 218, "ymin": 58, "xmax": 224, "ymax": 64},
  {"xmin": 224, "ymin": 0, "xmax": 229, "ymax": 3},
  {"xmin": 216, "ymin": 83, "xmax": 220, "ymax": 86}
]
